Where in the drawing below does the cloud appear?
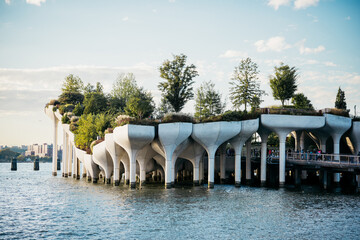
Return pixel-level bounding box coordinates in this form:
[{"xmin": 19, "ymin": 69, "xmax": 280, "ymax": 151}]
[
  {"xmin": 169, "ymin": 0, "xmax": 176, "ymax": 2},
  {"xmin": 267, "ymin": 0, "xmax": 290, "ymax": 10},
  {"xmin": 5, "ymin": 0, "xmax": 11, "ymax": 5},
  {"xmin": 254, "ymin": 36, "xmax": 291, "ymax": 52},
  {"xmin": 307, "ymin": 13, "xmax": 318, "ymax": 23},
  {"xmin": 294, "ymin": 0, "xmax": 319, "ymax": 9},
  {"xmin": 346, "ymin": 16, "xmax": 351, "ymax": 21},
  {"xmin": 298, "ymin": 39, "xmax": 325, "ymax": 54},
  {"xmin": 324, "ymin": 61, "xmax": 336, "ymax": 67},
  {"xmin": 26, "ymin": 0, "xmax": 46, "ymax": 6},
  {"xmin": 122, "ymin": 16, "xmax": 129, "ymax": 22},
  {"xmin": 219, "ymin": 50, "xmax": 248, "ymax": 59},
  {"xmin": 264, "ymin": 59, "xmax": 283, "ymax": 67}
]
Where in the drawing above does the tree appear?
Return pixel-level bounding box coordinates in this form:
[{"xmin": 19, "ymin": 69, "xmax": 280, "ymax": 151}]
[
  {"xmin": 158, "ymin": 54, "xmax": 198, "ymax": 112},
  {"xmin": 74, "ymin": 114, "xmax": 97, "ymax": 151},
  {"xmin": 59, "ymin": 74, "xmax": 84, "ymax": 105},
  {"xmin": 269, "ymin": 63, "xmax": 298, "ymax": 107},
  {"xmin": 111, "ymin": 73, "xmax": 138, "ymax": 106},
  {"xmin": 124, "ymin": 88, "xmax": 154, "ymax": 119},
  {"xmin": 229, "ymin": 58, "xmax": 265, "ymax": 112},
  {"xmin": 194, "ymin": 81, "xmax": 225, "ymax": 119},
  {"xmin": 94, "ymin": 113, "xmax": 113, "ymax": 138},
  {"xmin": 291, "ymin": 93, "xmax": 314, "ymax": 110},
  {"xmin": 83, "ymin": 82, "xmax": 107, "ymax": 115},
  {"xmin": 335, "ymin": 87, "xmax": 347, "ymax": 110}
]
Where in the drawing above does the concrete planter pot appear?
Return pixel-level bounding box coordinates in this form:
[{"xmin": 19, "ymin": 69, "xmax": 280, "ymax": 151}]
[{"xmin": 92, "ymin": 141, "xmax": 114, "ymax": 184}]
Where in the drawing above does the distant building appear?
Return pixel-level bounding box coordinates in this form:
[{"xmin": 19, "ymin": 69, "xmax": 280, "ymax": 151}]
[{"xmin": 25, "ymin": 143, "xmax": 54, "ymax": 157}]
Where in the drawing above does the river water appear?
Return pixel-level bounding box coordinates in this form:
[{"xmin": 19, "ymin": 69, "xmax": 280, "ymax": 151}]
[{"xmin": 1, "ymin": 163, "xmax": 360, "ymax": 239}]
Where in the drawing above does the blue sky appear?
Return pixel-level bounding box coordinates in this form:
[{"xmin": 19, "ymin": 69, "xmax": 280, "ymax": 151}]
[{"xmin": 0, "ymin": 0, "xmax": 359, "ymax": 146}]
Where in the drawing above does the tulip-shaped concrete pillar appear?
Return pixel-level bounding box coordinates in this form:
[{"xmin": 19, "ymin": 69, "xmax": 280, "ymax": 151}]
[
  {"xmin": 261, "ymin": 114, "xmax": 325, "ymax": 187},
  {"xmin": 229, "ymin": 119, "xmax": 258, "ymax": 187},
  {"xmin": 93, "ymin": 141, "xmax": 114, "ymax": 184},
  {"xmin": 158, "ymin": 123, "xmax": 192, "ymax": 189},
  {"xmin": 114, "ymin": 125, "xmax": 155, "ymax": 189},
  {"xmin": 45, "ymin": 105, "xmax": 59, "ymax": 176},
  {"xmin": 258, "ymin": 126, "xmax": 271, "ymax": 187},
  {"xmin": 83, "ymin": 153, "xmax": 101, "ymax": 183},
  {"xmin": 105, "ymin": 133, "xmax": 121, "ymax": 186},
  {"xmin": 218, "ymin": 144, "xmax": 227, "ymax": 184},
  {"xmin": 192, "ymin": 121, "xmax": 241, "ymax": 188},
  {"xmin": 63, "ymin": 130, "xmax": 68, "ymax": 177},
  {"xmin": 179, "ymin": 140, "xmax": 205, "ymax": 186},
  {"xmin": 350, "ymin": 122, "xmax": 360, "ymax": 156},
  {"xmin": 137, "ymin": 144, "xmax": 157, "ymax": 186}
]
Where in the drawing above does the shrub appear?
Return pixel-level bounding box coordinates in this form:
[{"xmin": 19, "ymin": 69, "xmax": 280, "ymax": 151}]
[
  {"xmin": 70, "ymin": 122, "xmax": 78, "ymax": 132},
  {"xmin": 327, "ymin": 108, "xmax": 350, "ymax": 117},
  {"xmin": 201, "ymin": 115, "xmax": 223, "ymax": 123},
  {"xmin": 58, "ymin": 92, "xmax": 84, "ymax": 105},
  {"xmin": 49, "ymin": 99, "xmax": 60, "ymax": 105},
  {"xmin": 61, "ymin": 114, "xmax": 70, "ymax": 124},
  {"xmin": 52, "ymin": 106, "xmax": 57, "ymax": 112},
  {"xmin": 221, "ymin": 111, "xmax": 243, "ymax": 121},
  {"xmin": 73, "ymin": 103, "xmax": 84, "ymax": 116},
  {"xmin": 70, "ymin": 116, "xmax": 79, "ymax": 123},
  {"xmin": 353, "ymin": 116, "xmax": 360, "ymax": 122},
  {"xmin": 59, "ymin": 104, "xmax": 75, "ymax": 115},
  {"xmin": 115, "ymin": 115, "xmax": 135, "ymax": 127},
  {"xmin": 161, "ymin": 113, "xmax": 194, "ymax": 123}
]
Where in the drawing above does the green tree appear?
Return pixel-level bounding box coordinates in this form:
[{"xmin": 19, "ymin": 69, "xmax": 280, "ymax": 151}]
[
  {"xmin": 291, "ymin": 93, "xmax": 314, "ymax": 110},
  {"xmin": 269, "ymin": 63, "xmax": 298, "ymax": 107},
  {"xmin": 229, "ymin": 58, "xmax": 265, "ymax": 112},
  {"xmin": 111, "ymin": 73, "xmax": 138, "ymax": 106},
  {"xmin": 335, "ymin": 87, "xmax": 347, "ymax": 110},
  {"xmin": 194, "ymin": 81, "xmax": 225, "ymax": 119},
  {"xmin": 83, "ymin": 82, "xmax": 107, "ymax": 115},
  {"xmin": 73, "ymin": 103, "xmax": 84, "ymax": 116},
  {"xmin": 124, "ymin": 88, "xmax": 154, "ymax": 119},
  {"xmin": 59, "ymin": 74, "xmax": 84, "ymax": 105},
  {"xmin": 95, "ymin": 113, "xmax": 113, "ymax": 138},
  {"xmin": 74, "ymin": 114, "xmax": 97, "ymax": 150},
  {"xmin": 158, "ymin": 54, "xmax": 198, "ymax": 112}
]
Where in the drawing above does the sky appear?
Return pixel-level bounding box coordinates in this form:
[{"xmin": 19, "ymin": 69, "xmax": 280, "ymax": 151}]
[{"xmin": 0, "ymin": 0, "xmax": 359, "ymax": 146}]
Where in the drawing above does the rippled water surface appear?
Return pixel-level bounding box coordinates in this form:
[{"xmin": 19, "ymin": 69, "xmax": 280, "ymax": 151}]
[{"xmin": 1, "ymin": 163, "xmax": 360, "ymax": 239}]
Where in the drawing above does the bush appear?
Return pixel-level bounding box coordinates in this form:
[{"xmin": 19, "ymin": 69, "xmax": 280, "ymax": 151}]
[
  {"xmin": 59, "ymin": 104, "xmax": 75, "ymax": 115},
  {"xmin": 70, "ymin": 116, "xmax": 79, "ymax": 123},
  {"xmin": 161, "ymin": 113, "xmax": 194, "ymax": 123},
  {"xmin": 115, "ymin": 115, "xmax": 135, "ymax": 127},
  {"xmin": 73, "ymin": 103, "xmax": 84, "ymax": 116},
  {"xmin": 59, "ymin": 92, "xmax": 84, "ymax": 105},
  {"xmin": 61, "ymin": 114, "xmax": 70, "ymax": 124},
  {"xmin": 49, "ymin": 99, "xmax": 60, "ymax": 105},
  {"xmin": 70, "ymin": 122, "xmax": 78, "ymax": 132},
  {"xmin": 52, "ymin": 106, "xmax": 57, "ymax": 112},
  {"xmin": 221, "ymin": 111, "xmax": 243, "ymax": 121},
  {"xmin": 327, "ymin": 108, "xmax": 350, "ymax": 117},
  {"xmin": 353, "ymin": 116, "xmax": 360, "ymax": 122}
]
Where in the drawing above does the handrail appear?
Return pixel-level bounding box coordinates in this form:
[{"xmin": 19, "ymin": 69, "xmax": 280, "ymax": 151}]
[{"xmin": 286, "ymin": 152, "xmax": 360, "ymax": 166}]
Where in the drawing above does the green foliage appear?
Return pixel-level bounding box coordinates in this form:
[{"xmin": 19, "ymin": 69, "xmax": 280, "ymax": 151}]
[
  {"xmin": 0, "ymin": 148, "xmax": 20, "ymax": 160},
  {"xmin": 61, "ymin": 74, "xmax": 84, "ymax": 93},
  {"xmin": 194, "ymin": 81, "xmax": 225, "ymax": 120},
  {"xmin": 73, "ymin": 103, "xmax": 84, "ymax": 116},
  {"xmin": 74, "ymin": 114, "xmax": 97, "ymax": 151},
  {"xmin": 61, "ymin": 114, "xmax": 70, "ymax": 124},
  {"xmin": 59, "ymin": 104, "xmax": 75, "ymax": 114},
  {"xmin": 83, "ymin": 92, "xmax": 108, "ymax": 115},
  {"xmin": 115, "ymin": 115, "xmax": 136, "ymax": 127},
  {"xmin": 158, "ymin": 54, "xmax": 199, "ymax": 112},
  {"xmin": 161, "ymin": 113, "xmax": 194, "ymax": 123},
  {"xmin": 124, "ymin": 88, "xmax": 154, "ymax": 119},
  {"xmin": 201, "ymin": 110, "xmax": 261, "ymax": 122},
  {"xmin": 111, "ymin": 73, "xmax": 138, "ymax": 104},
  {"xmin": 291, "ymin": 93, "xmax": 314, "ymax": 110},
  {"xmin": 107, "ymin": 96, "xmax": 124, "ymax": 115},
  {"xmin": 220, "ymin": 110, "xmax": 243, "ymax": 121},
  {"xmin": 267, "ymin": 132, "xmax": 279, "ymax": 147},
  {"xmin": 94, "ymin": 113, "xmax": 113, "ymax": 138},
  {"xmin": 269, "ymin": 63, "xmax": 298, "ymax": 107},
  {"xmin": 58, "ymin": 92, "xmax": 84, "ymax": 105},
  {"xmin": 335, "ymin": 87, "xmax": 347, "ymax": 110},
  {"xmin": 230, "ymin": 58, "xmax": 265, "ymax": 111},
  {"xmin": 49, "ymin": 99, "xmax": 60, "ymax": 105},
  {"xmin": 59, "ymin": 74, "xmax": 84, "ymax": 105}
]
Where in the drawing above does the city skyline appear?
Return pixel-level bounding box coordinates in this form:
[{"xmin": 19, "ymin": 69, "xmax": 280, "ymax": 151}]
[{"xmin": 0, "ymin": 0, "xmax": 359, "ymax": 145}]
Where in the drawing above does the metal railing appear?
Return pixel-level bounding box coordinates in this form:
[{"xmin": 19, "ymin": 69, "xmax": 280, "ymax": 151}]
[{"xmin": 286, "ymin": 152, "xmax": 360, "ymax": 167}]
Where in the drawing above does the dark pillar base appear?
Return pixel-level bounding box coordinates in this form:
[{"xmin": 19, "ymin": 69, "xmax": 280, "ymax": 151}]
[
  {"xmin": 208, "ymin": 181, "xmax": 214, "ymax": 189},
  {"xmin": 125, "ymin": 179, "xmax": 130, "ymax": 185},
  {"xmin": 260, "ymin": 180, "xmax": 266, "ymax": 187},
  {"xmin": 62, "ymin": 173, "xmax": 65, "ymax": 177},
  {"xmin": 64, "ymin": 173, "xmax": 68, "ymax": 178},
  {"xmin": 87, "ymin": 176, "xmax": 92, "ymax": 182},
  {"xmin": 52, "ymin": 172, "xmax": 57, "ymax": 176},
  {"xmin": 73, "ymin": 174, "xmax": 76, "ymax": 178},
  {"xmin": 82, "ymin": 173, "xmax": 87, "ymax": 178},
  {"xmin": 130, "ymin": 182, "xmax": 136, "ymax": 189},
  {"xmin": 76, "ymin": 175, "xmax": 80, "ymax": 180},
  {"xmin": 279, "ymin": 182, "xmax": 285, "ymax": 188},
  {"xmin": 106, "ymin": 178, "xmax": 111, "ymax": 184},
  {"xmin": 92, "ymin": 178, "xmax": 98, "ymax": 184},
  {"xmin": 171, "ymin": 181, "xmax": 175, "ymax": 188},
  {"xmin": 245, "ymin": 179, "xmax": 252, "ymax": 185},
  {"xmin": 235, "ymin": 181, "xmax": 241, "ymax": 188},
  {"xmin": 193, "ymin": 180, "xmax": 200, "ymax": 186},
  {"xmin": 140, "ymin": 180, "xmax": 146, "ymax": 186},
  {"xmin": 114, "ymin": 180, "xmax": 120, "ymax": 186},
  {"xmin": 68, "ymin": 172, "xmax": 72, "ymax": 176},
  {"xmin": 220, "ymin": 178, "xmax": 226, "ymax": 184},
  {"xmin": 165, "ymin": 183, "xmax": 172, "ymax": 189}
]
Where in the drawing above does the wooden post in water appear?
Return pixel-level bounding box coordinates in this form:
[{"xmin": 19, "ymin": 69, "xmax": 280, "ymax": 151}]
[
  {"xmin": 11, "ymin": 157, "xmax": 17, "ymax": 171},
  {"xmin": 34, "ymin": 158, "xmax": 40, "ymax": 171}
]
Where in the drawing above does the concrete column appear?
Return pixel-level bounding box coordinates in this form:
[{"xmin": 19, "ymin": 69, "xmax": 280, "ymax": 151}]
[
  {"xmin": 114, "ymin": 165, "xmax": 120, "ymax": 186},
  {"xmin": 52, "ymin": 119, "xmax": 58, "ymax": 176},
  {"xmin": 319, "ymin": 136, "xmax": 327, "ymax": 152},
  {"xmin": 76, "ymin": 158, "xmax": 80, "ymax": 179},
  {"xmin": 199, "ymin": 158, "xmax": 204, "ymax": 184},
  {"xmin": 72, "ymin": 145, "xmax": 77, "ymax": 178},
  {"xmin": 323, "ymin": 170, "xmax": 328, "ymax": 189},
  {"xmin": 193, "ymin": 160, "xmax": 199, "ymax": 186},
  {"xmin": 82, "ymin": 164, "xmax": 87, "ymax": 178},
  {"xmin": 260, "ymin": 139, "xmax": 268, "ymax": 186},
  {"xmin": 234, "ymin": 150, "xmax": 242, "ymax": 187},
  {"xmin": 140, "ymin": 165, "xmax": 146, "ymax": 185},
  {"xmin": 62, "ymin": 130, "xmax": 66, "ymax": 177},
  {"xmin": 129, "ymin": 156, "xmax": 136, "ymax": 189},
  {"xmin": 279, "ymin": 133, "xmax": 287, "ymax": 187},
  {"xmin": 219, "ymin": 146, "xmax": 226, "ymax": 184},
  {"xmin": 295, "ymin": 168, "xmax": 301, "ymax": 187},
  {"xmin": 63, "ymin": 132, "xmax": 68, "ymax": 178},
  {"xmin": 300, "ymin": 131, "xmax": 305, "ymax": 151},
  {"xmin": 125, "ymin": 168, "xmax": 129, "ymax": 185},
  {"xmin": 333, "ymin": 135, "xmax": 341, "ymax": 185},
  {"xmin": 245, "ymin": 139, "xmax": 252, "ymax": 184},
  {"xmin": 301, "ymin": 170, "xmax": 307, "ymax": 180},
  {"xmin": 67, "ymin": 138, "xmax": 72, "ymax": 177},
  {"xmin": 208, "ymin": 155, "xmax": 215, "ymax": 188},
  {"xmin": 165, "ymin": 152, "xmax": 172, "ymax": 189}
]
